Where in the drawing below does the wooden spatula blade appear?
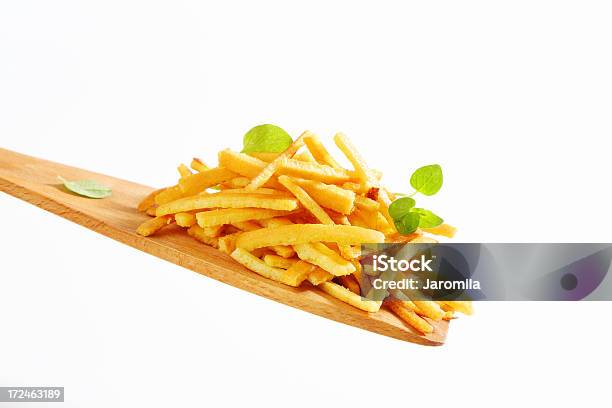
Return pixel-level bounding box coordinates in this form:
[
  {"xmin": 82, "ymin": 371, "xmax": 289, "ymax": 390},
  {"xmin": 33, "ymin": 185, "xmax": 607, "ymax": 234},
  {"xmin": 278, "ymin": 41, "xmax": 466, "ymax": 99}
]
[{"xmin": 0, "ymin": 147, "xmax": 448, "ymax": 345}]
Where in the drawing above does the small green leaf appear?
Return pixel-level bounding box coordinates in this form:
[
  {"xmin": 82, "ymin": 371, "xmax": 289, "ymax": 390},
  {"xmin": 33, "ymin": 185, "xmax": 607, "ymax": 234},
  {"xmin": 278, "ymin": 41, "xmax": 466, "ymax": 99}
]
[
  {"xmin": 410, "ymin": 164, "xmax": 443, "ymax": 196},
  {"xmin": 412, "ymin": 208, "xmax": 444, "ymax": 228},
  {"xmin": 58, "ymin": 176, "xmax": 112, "ymax": 199},
  {"xmin": 394, "ymin": 212, "xmax": 421, "ymax": 235},
  {"xmin": 388, "ymin": 197, "xmax": 416, "ymax": 220},
  {"xmin": 242, "ymin": 124, "xmax": 293, "ymax": 153}
]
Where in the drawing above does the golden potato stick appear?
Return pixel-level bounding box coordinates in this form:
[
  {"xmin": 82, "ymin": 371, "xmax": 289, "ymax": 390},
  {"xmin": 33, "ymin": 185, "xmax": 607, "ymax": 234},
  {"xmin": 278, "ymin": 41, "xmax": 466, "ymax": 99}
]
[
  {"xmin": 321, "ymin": 240, "xmax": 356, "ymax": 262},
  {"xmin": 278, "ymin": 159, "xmax": 353, "ymax": 184},
  {"xmin": 412, "ymin": 300, "xmax": 445, "ymax": 321},
  {"xmin": 155, "ymin": 185, "xmax": 183, "ymax": 205},
  {"xmin": 263, "ymin": 254, "xmax": 299, "ymax": 269},
  {"xmin": 333, "ymin": 132, "xmax": 375, "ymax": 183},
  {"xmin": 345, "ymin": 169, "xmax": 382, "ymax": 181},
  {"xmin": 293, "ymin": 149, "xmax": 317, "ymax": 162},
  {"xmin": 328, "ymin": 211, "xmax": 350, "ymax": 225},
  {"xmin": 221, "ymin": 177, "xmax": 250, "ymax": 189},
  {"xmin": 351, "ymin": 259, "xmax": 362, "ymax": 283},
  {"xmin": 220, "ymin": 187, "xmax": 291, "ymax": 196},
  {"xmin": 362, "ymin": 209, "xmax": 394, "ymax": 235},
  {"xmin": 257, "ymin": 216, "xmax": 294, "ymax": 228},
  {"xmin": 231, "ymin": 248, "xmax": 304, "ymax": 287},
  {"xmin": 347, "ymin": 168, "xmax": 382, "ymax": 181},
  {"xmin": 245, "ymin": 133, "xmax": 306, "ymax": 191},
  {"xmin": 352, "ymin": 208, "xmax": 394, "ymax": 235},
  {"xmin": 307, "ymin": 268, "xmax": 334, "ymax": 285},
  {"xmin": 437, "ymin": 302, "xmax": 453, "ymax": 312},
  {"xmin": 336, "ymin": 275, "xmax": 360, "ymax": 295},
  {"xmin": 145, "ymin": 205, "xmax": 158, "ymax": 217},
  {"xmin": 439, "ymin": 300, "xmax": 473, "ymax": 315},
  {"xmin": 139, "ymin": 215, "xmax": 168, "ymax": 232},
  {"xmin": 376, "ymin": 187, "xmax": 393, "ymax": 208},
  {"xmin": 383, "ymin": 187, "xmax": 396, "ymax": 201},
  {"xmin": 278, "ymin": 175, "xmax": 334, "ymax": 224},
  {"xmin": 375, "ymin": 189, "xmax": 397, "ymax": 234},
  {"xmin": 378, "ymin": 208, "xmax": 396, "ymax": 234},
  {"xmin": 341, "ymin": 181, "xmax": 372, "ymax": 194},
  {"xmin": 333, "ymin": 135, "xmax": 383, "ymax": 187},
  {"xmin": 386, "ymin": 289, "xmax": 419, "ymax": 311},
  {"xmin": 291, "ymin": 177, "xmax": 355, "ymax": 215},
  {"xmin": 187, "ymin": 225, "xmax": 219, "ymax": 248},
  {"xmin": 251, "ymin": 248, "xmax": 273, "ymax": 258},
  {"xmin": 247, "ymin": 152, "xmax": 279, "ymax": 162},
  {"xmin": 190, "ymin": 157, "xmax": 209, "ymax": 172},
  {"xmin": 235, "ymin": 224, "xmax": 384, "ymax": 251},
  {"xmin": 203, "ymin": 224, "xmax": 225, "ymax": 238},
  {"xmin": 258, "ymin": 212, "xmax": 352, "ymax": 259},
  {"xmin": 232, "ymin": 220, "xmax": 263, "ymax": 231},
  {"xmin": 320, "ymin": 282, "xmax": 382, "ymax": 313},
  {"xmin": 347, "ymin": 212, "xmax": 369, "ymax": 229},
  {"xmin": 137, "ymin": 188, "xmax": 166, "ymax": 212},
  {"xmin": 271, "ymin": 246, "xmax": 295, "ymax": 258},
  {"xmin": 401, "ymin": 299, "xmax": 420, "ymax": 312},
  {"xmin": 333, "ymin": 132, "xmax": 395, "ymax": 233},
  {"xmin": 421, "ymin": 223, "xmax": 457, "ymax": 238},
  {"xmin": 294, "ymin": 243, "xmax": 356, "ymax": 276},
  {"xmin": 354, "ymin": 195, "xmax": 379, "ymax": 212},
  {"xmin": 341, "ymin": 182, "xmax": 359, "ymax": 193},
  {"xmin": 218, "ymin": 232, "xmax": 240, "ymax": 254},
  {"xmin": 338, "ymin": 245, "xmax": 356, "ymax": 260},
  {"xmin": 375, "ymin": 211, "xmax": 395, "ymax": 235},
  {"xmin": 353, "ymin": 213, "xmax": 376, "ymax": 229},
  {"xmin": 288, "ymin": 211, "xmax": 316, "ymax": 224},
  {"xmin": 178, "ymin": 163, "xmax": 193, "ymax": 178},
  {"xmin": 217, "ymin": 149, "xmax": 284, "ymax": 189},
  {"xmin": 156, "ymin": 193, "xmax": 298, "ymax": 216},
  {"xmin": 137, "ymin": 215, "xmax": 172, "ymax": 236},
  {"xmin": 327, "ymin": 242, "xmax": 357, "ymax": 264},
  {"xmin": 233, "ymin": 219, "xmax": 295, "ymax": 257},
  {"xmin": 218, "ymin": 149, "xmax": 265, "ymax": 176},
  {"xmin": 443, "ymin": 311, "xmax": 455, "ymax": 320},
  {"xmin": 324, "ymin": 242, "xmax": 340, "ymax": 252},
  {"xmin": 283, "ymin": 260, "xmax": 316, "ymax": 287},
  {"xmin": 303, "ymin": 132, "xmax": 342, "ymax": 169},
  {"xmin": 175, "ymin": 212, "xmax": 197, "ymax": 227},
  {"xmin": 179, "ymin": 167, "xmax": 238, "ymax": 196},
  {"xmin": 196, "ymin": 208, "xmax": 291, "ymax": 227},
  {"xmin": 385, "ymin": 300, "xmax": 433, "ymax": 333}
]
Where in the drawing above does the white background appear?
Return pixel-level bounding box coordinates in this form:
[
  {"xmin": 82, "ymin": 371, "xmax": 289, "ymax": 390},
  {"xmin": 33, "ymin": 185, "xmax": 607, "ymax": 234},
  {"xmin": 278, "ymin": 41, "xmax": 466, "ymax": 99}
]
[{"xmin": 1, "ymin": 1, "xmax": 611, "ymax": 407}]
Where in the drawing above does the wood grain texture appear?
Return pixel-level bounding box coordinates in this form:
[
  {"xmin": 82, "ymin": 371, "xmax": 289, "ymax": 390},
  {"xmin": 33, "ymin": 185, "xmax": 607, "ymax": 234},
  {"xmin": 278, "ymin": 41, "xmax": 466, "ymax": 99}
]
[{"xmin": 0, "ymin": 147, "xmax": 448, "ymax": 346}]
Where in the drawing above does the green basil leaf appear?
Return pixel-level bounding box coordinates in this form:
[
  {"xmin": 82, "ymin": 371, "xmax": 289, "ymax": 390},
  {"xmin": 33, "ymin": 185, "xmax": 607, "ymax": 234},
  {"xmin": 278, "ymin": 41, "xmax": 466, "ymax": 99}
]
[
  {"xmin": 242, "ymin": 124, "xmax": 293, "ymax": 153},
  {"xmin": 58, "ymin": 176, "xmax": 112, "ymax": 199},
  {"xmin": 410, "ymin": 164, "xmax": 443, "ymax": 196},
  {"xmin": 388, "ymin": 197, "xmax": 416, "ymax": 220},
  {"xmin": 412, "ymin": 208, "xmax": 444, "ymax": 228},
  {"xmin": 394, "ymin": 212, "xmax": 421, "ymax": 235}
]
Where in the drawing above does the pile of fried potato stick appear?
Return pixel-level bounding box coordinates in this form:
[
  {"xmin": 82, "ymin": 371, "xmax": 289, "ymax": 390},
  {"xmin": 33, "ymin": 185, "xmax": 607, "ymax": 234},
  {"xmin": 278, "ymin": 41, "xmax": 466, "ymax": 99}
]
[{"xmin": 136, "ymin": 131, "xmax": 472, "ymax": 334}]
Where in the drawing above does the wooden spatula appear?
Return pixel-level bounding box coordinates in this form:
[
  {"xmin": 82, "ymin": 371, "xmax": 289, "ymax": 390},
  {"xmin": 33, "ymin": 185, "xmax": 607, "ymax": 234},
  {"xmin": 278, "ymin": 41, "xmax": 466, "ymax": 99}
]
[{"xmin": 0, "ymin": 147, "xmax": 448, "ymax": 345}]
